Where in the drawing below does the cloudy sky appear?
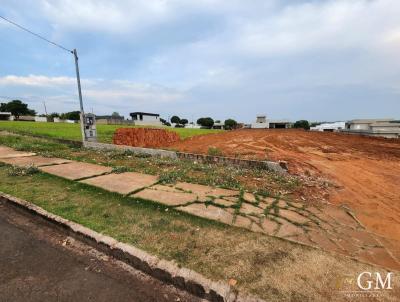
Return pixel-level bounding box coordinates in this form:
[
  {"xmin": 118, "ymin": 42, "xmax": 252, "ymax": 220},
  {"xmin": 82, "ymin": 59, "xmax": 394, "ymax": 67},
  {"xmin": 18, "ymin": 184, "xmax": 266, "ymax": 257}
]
[{"xmin": 1, "ymin": 0, "xmax": 399, "ymax": 122}]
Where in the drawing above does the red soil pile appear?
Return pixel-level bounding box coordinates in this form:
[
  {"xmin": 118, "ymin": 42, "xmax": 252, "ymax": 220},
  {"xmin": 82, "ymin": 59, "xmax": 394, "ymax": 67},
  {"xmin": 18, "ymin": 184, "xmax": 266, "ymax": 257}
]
[{"xmin": 113, "ymin": 128, "xmax": 180, "ymax": 148}]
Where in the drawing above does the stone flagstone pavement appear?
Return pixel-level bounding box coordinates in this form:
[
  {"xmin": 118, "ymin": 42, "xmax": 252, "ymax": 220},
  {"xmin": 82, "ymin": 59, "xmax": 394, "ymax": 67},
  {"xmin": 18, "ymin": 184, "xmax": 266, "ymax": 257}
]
[{"xmin": 0, "ymin": 145, "xmax": 399, "ymax": 271}]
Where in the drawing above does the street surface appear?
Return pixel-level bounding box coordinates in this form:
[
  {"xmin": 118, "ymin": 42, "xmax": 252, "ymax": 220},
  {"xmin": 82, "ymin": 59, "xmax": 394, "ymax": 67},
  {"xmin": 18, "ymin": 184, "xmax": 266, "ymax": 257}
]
[{"xmin": 0, "ymin": 201, "xmax": 202, "ymax": 302}]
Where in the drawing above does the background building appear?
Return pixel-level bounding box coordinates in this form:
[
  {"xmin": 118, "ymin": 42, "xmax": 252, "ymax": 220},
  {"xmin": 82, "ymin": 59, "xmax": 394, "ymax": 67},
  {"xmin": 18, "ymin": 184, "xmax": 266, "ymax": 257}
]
[
  {"xmin": 130, "ymin": 112, "xmax": 163, "ymax": 126},
  {"xmin": 342, "ymin": 119, "xmax": 400, "ymax": 138},
  {"xmin": 310, "ymin": 122, "xmax": 346, "ymax": 132},
  {"xmin": 251, "ymin": 115, "xmax": 291, "ymax": 129}
]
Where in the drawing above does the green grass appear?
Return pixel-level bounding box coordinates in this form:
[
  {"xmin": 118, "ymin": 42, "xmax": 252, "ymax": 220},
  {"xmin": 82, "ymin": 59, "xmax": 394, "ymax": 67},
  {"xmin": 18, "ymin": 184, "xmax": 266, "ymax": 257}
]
[
  {"xmin": 0, "ymin": 164, "xmax": 375, "ymax": 301},
  {"xmin": 0, "ymin": 121, "xmax": 222, "ymax": 142}
]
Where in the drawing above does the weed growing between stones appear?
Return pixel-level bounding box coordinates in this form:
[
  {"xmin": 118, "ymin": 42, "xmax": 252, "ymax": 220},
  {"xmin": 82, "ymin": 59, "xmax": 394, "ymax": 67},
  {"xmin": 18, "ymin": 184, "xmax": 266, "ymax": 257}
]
[
  {"xmin": 7, "ymin": 165, "xmax": 39, "ymax": 177},
  {"xmin": 111, "ymin": 166, "xmax": 131, "ymax": 174}
]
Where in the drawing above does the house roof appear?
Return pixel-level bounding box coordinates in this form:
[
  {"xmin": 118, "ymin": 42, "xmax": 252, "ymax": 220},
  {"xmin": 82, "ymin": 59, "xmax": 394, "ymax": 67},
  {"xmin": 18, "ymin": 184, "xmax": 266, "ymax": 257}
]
[
  {"xmin": 130, "ymin": 112, "xmax": 159, "ymax": 117},
  {"xmin": 348, "ymin": 118, "xmax": 394, "ymax": 124}
]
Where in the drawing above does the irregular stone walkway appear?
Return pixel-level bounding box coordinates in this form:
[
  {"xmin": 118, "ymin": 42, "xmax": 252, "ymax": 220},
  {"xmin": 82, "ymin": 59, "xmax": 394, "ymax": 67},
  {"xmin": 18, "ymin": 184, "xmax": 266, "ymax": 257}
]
[{"xmin": 0, "ymin": 145, "xmax": 399, "ymax": 271}]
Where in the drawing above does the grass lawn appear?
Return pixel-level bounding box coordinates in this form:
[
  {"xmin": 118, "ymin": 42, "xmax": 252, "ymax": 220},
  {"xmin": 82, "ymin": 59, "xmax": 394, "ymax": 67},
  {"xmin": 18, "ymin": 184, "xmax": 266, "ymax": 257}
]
[
  {"xmin": 0, "ymin": 121, "xmax": 222, "ymax": 142},
  {"xmin": 0, "ymin": 163, "xmax": 381, "ymax": 301}
]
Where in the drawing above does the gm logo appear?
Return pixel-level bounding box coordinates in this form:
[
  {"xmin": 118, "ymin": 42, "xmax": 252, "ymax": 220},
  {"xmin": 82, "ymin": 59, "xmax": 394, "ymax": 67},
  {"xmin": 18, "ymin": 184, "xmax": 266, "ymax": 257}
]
[{"xmin": 357, "ymin": 272, "xmax": 393, "ymax": 290}]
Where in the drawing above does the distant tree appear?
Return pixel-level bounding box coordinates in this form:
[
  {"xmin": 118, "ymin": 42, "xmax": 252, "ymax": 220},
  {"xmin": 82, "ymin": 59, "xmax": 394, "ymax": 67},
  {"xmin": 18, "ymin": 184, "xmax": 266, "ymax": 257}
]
[
  {"xmin": 60, "ymin": 111, "xmax": 81, "ymax": 121},
  {"xmin": 160, "ymin": 118, "xmax": 166, "ymax": 124},
  {"xmin": 50, "ymin": 112, "xmax": 60, "ymax": 118},
  {"xmin": 197, "ymin": 117, "xmax": 214, "ymax": 128},
  {"xmin": 180, "ymin": 118, "xmax": 188, "ymax": 125},
  {"xmin": 0, "ymin": 100, "xmax": 36, "ymax": 120},
  {"xmin": 171, "ymin": 115, "xmax": 181, "ymax": 124},
  {"xmin": 111, "ymin": 112, "xmax": 121, "ymax": 118},
  {"xmin": 310, "ymin": 122, "xmax": 322, "ymax": 127},
  {"xmin": 215, "ymin": 120, "xmax": 221, "ymax": 123},
  {"xmin": 224, "ymin": 119, "xmax": 238, "ymax": 130},
  {"xmin": 165, "ymin": 122, "xmax": 171, "ymax": 127},
  {"xmin": 294, "ymin": 120, "xmax": 310, "ymax": 130}
]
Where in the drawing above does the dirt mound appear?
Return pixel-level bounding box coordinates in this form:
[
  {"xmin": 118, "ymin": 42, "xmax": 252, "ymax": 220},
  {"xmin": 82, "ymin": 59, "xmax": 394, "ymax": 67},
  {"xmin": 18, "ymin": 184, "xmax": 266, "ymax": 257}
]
[{"xmin": 113, "ymin": 128, "xmax": 180, "ymax": 148}]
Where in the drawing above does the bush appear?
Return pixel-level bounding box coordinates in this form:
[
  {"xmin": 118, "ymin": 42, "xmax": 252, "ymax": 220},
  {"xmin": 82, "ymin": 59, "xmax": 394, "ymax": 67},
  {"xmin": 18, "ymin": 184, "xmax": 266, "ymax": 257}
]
[
  {"xmin": 224, "ymin": 119, "xmax": 238, "ymax": 130},
  {"xmin": 180, "ymin": 119, "xmax": 188, "ymax": 125},
  {"xmin": 60, "ymin": 111, "xmax": 81, "ymax": 121},
  {"xmin": 293, "ymin": 120, "xmax": 310, "ymax": 130},
  {"xmin": 207, "ymin": 147, "xmax": 223, "ymax": 156}
]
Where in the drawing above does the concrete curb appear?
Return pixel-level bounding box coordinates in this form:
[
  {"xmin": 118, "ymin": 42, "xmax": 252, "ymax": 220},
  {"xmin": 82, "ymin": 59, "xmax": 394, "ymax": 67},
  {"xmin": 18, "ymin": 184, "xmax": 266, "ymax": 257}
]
[{"xmin": 0, "ymin": 192, "xmax": 265, "ymax": 302}]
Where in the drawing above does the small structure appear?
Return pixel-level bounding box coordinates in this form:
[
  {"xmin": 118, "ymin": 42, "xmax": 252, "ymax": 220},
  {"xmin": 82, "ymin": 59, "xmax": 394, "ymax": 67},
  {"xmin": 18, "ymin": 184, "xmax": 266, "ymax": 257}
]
[
  {"xmin": 342, "ymin": 119, "xmax": 400, "ymax": 139},
  {"xmin": 269, "ymin": 119, "xmax": 292, "ymax": 129},
  {"xmin": 251, "ymin": 115, "xmax": 269, "ymax": 129},
  {"xmin": 130, "ymin": 112, "xmax": 162, "ymax": 126},
  {"xmin": 251, "ymin": 115, "xmax": 291, "ymax": 129},
  {"xmin": 212, "ymin": 121, "xmax": 224, "ymax": 129},
  {"xmin": 34, "ymin": 116, "xmax": 48, "ymax": 122},
  {"xmin": 0, "ymin": 112, "xmax": 12, "ymax": 120},
  {"xmin": 96, "ymin": 115, "xmax": 133, "ymax": 125},
  {"xmin": 16, "ymin": 115, "xmax": 35, "ymax": 121},
  {"xmin": 53, "ymin": 118, "xmax": 78, "ymax": 123},
  {"xmin": 310, "ymin": 121, "xmax": 346, "ymax": 132}
]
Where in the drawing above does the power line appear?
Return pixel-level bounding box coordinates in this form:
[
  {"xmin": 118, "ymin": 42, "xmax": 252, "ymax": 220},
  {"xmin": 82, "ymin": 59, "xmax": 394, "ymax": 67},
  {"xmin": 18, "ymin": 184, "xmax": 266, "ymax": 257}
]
[{"xmin": 0, "ymin": 15, "xmax": 72, "ymax": 53}]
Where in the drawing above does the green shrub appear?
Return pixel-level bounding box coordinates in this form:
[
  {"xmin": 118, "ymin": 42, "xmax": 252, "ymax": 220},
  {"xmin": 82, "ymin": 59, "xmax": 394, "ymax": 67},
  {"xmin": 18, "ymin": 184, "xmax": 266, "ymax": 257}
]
[
  {"xmin": 207, "ymin": 147, "xmax": 223, "ymax": 156},
  {"xmin": 111, "ymin": 166, "xmax": 130, "ymax": 174}
]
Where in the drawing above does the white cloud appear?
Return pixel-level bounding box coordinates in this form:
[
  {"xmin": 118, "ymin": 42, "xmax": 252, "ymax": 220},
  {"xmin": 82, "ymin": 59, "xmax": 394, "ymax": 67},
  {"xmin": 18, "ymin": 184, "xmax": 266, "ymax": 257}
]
[
  {"xmin": 229, "ymin": 0, "xmax": 400, "ymax": 57},
  {"xmin": 0, "ymin": 75, "xmax": 184, "ymax": 116},
  {"xmin": 0, "ymin": 75, "xmax": 76, "ymax": 86}
]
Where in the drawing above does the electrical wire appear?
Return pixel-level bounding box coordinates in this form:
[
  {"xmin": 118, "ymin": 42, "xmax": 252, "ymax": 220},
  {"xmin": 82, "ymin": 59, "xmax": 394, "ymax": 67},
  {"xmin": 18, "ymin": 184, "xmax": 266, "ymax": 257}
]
[{"xmin": 0, "ymin": 15, "xmax": 72, "ymax": 53}]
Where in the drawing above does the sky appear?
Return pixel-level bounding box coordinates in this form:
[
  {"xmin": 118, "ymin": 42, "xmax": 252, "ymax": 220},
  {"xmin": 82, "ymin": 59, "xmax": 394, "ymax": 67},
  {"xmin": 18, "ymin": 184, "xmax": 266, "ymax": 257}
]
[{"xmin": 0, "ymin": 0, "xmax": 399, "ymax": 123}]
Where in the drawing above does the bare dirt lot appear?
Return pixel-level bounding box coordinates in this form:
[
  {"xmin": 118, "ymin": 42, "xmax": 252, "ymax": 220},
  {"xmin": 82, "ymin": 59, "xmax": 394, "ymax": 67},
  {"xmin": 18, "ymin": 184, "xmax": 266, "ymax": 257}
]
[{"xmin": 170, "ymin": 129, "xmax": 400, "ymax": 250}]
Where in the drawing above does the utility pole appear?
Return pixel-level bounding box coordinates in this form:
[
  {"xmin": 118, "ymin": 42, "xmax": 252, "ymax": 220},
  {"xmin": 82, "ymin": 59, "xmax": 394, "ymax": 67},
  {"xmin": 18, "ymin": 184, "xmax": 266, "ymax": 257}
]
[
  {"xmin": 43, "ymin": 101, "xmax": 48, "ymax": 117},
  {"xmin": 73, "ymin": 49, "xmax": 86, "ymax": 142}
]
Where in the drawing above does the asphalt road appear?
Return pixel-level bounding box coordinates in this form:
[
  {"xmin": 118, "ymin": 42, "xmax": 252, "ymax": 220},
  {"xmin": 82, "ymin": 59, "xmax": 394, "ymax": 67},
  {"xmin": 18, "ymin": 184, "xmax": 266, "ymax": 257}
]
[{"xmin": 0, "ymin": 201, "xmax": 202, "ymax": 302}]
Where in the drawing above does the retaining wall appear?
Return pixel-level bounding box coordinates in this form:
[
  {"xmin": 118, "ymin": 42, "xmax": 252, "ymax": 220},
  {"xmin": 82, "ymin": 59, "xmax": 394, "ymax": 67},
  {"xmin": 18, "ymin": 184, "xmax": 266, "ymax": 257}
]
[{"xmin": 84, "ymin": 141, "xmax": 288, "ymax": 174}]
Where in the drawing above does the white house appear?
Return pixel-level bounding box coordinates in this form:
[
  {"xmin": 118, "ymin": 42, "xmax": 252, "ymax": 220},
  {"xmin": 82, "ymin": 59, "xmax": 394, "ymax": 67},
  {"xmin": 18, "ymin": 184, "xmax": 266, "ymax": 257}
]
[
  {"xmin": 34, "ymin": 116, "xmax": 48, "ymax": 122},
  {"xmin": 251, "ymin": 115, "xmax": 269, "ymax": 128},
  {"xmin": 251, "ymin": 115, "xmax": 291, "ymax": 129},
  {"xmin": 130, "ymin": 112, "xmax": 163, "ymax": 126},
  {"xmin": 0, "ymin": 112, "xmax": 12, "ymax": 120},
  {"xmin": 342, "ymin": 119, "xmax": 400, "ymax": 139},
  {"xmin": 310, "ymin": 121, "xmax": 346, "ymax": 132}
]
